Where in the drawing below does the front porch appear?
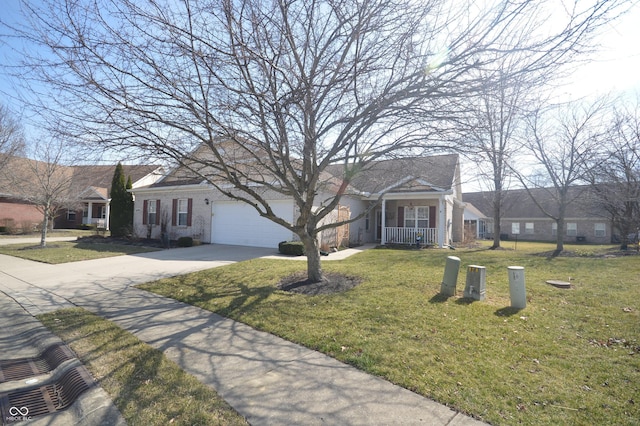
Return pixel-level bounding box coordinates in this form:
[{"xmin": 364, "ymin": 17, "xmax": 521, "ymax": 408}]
[
  {"xmin": 375, "ymin": 195, "xmax": 450, "ymax": 248},
  {"xmin": 82, "ymin": 201, "xmax": 110, "ymax": 230}
]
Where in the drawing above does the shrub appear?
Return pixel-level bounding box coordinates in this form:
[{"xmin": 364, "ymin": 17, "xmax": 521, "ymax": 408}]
[
  {"xmin": 21, "ymin": 221, "xmax": 37, "ymax": 234},
  {"xmin": 278, "ymin": 241, "xmax": 305, "ymax": 256},
  {"xmin": 177, "ymin": 236, "xmax": 193, "ymax": 247}
]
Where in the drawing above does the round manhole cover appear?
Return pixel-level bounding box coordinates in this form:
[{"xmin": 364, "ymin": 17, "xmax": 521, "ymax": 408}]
[{"xmin": 546, "ymin": 280, "xmax": 571, "ymax": 289}]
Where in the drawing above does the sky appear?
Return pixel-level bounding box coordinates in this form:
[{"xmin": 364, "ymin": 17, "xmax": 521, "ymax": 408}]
[
  {"xmin": 1, "ymin": 0, "xmax": 640, "ymax": 185},
  {"xmin": 556, "ymin": 2, "xmax": 640, "ymax": 99}
]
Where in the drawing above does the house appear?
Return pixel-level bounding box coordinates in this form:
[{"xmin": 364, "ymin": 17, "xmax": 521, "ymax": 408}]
[
  {"xmin": 463, "ymin": 186, "xmax": 614, "ymax": 243},
  {"xmin": 130, "ymin": 152, "xmax": 464, "ymax": 249},
  {"xmin": 0, "ymin": 155, "xmax": 163, "ymax": 232},
  {"xmin": 57, "ymin": 164, "xmax": 165, "ymax": 230}
]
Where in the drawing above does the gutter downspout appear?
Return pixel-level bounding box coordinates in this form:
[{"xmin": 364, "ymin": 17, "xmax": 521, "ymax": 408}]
[{"xmin": 381, "ymin": 197, "xmax": 386, "ymax": 245}]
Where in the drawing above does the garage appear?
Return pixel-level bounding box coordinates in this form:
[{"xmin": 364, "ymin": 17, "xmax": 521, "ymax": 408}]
[{"xmin": 211, "ymin": 200, "xmax": 294, "ymax": 248}]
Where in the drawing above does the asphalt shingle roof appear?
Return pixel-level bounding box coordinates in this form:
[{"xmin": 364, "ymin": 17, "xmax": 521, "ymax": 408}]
[
  {"xmin": 325, "ymin": 154, "xmax": 459, "ymax": 195},
  {"xmin": 463, "ymin": 186, "xmax": 603, "ymax": 219}
]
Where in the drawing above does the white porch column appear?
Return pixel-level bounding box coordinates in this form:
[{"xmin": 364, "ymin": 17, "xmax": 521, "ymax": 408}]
[
  {"xmin": 381, "ymin": 198, "xmax": 386, "ymax": 245},
  {"xmin": 87, "ymin": 201, "xmax": 93, "ymax": 225},
  {"xmin": 438, "ymin": 195, "xmax": 445, "ymax": 248},
  {"xmin": 105, "ymin": 200, "xmax": 111, "ymax": 230}
]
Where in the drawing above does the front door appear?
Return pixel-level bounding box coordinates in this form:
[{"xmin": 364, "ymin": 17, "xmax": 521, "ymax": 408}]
[{"xmin": 376, "ymin": 211, "xmax": 382, "ymax": 241}]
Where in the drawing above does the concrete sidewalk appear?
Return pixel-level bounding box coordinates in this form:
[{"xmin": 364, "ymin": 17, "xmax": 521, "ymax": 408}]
[
  {"xmin": 0, "ymin": 294, "xmax": 126, "ymax": 425},
  {"xmin": 0, "ymin": 244, "xmax": 486, "ymax": 425}
]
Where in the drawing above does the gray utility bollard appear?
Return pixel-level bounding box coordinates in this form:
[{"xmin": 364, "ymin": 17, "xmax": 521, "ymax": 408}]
[
  {"xmin": 440, "ymin": 256, "xmax": 461, "ymax": 297},
  {"xmin": 508, "ymin": 266, "xmax": 526, "ymax": 309},
  {"xmin": 463, "ymin": 265, "xmax": 486, "ymax": 301}
]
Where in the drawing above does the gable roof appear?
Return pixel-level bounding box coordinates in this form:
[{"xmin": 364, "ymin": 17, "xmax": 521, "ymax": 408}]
[
  {"xmin": 463, "ymin": 186, "xmax": 603, "ymax": 220},
  {"xmin": 0, "ymin": 155, "xmax": 161, "ymax": 202},
  {"xmin": 69, "ymin": 164, "xmax": 162, "ymax": 200},
  {"xmin": 325, "ymin": 154, "xmax": 459, "ymax": 195},
  {"xmin": 143, "ymin": 145, "xmax": 460, "ymax": 197}
]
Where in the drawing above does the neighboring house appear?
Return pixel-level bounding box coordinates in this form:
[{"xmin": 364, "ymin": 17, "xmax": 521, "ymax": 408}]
[
  {"xmin": 463, "ymin": 186, "xmax": 614, "ymax": 243},
  {"xmin": 0, "ymin": 155, "xmax": 163, "ymax": 232},
  {"xmin": 57, "ymin": 165, "xmax": 165, "ymax": 230},
  {"xmin": 462, "ymin": 202, "xmax": 489, "ymax": 241},
  {"xmin": 131, "ymin": 153, "xmax": 464, "ymax": 249}
]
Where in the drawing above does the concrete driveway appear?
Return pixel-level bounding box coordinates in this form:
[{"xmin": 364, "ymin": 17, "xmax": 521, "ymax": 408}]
[{"xmin": 0, "ymin": 244, "xmax": 277, "ymax": 315}]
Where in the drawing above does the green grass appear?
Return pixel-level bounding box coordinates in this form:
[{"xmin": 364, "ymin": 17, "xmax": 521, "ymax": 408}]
[
  {"xmin": 0, "ymin": 241, "xmax": 158, "ymax": 263},
  {"xmin": 138, "ymin": 241, "xmax": 640, "ymax": 425},
  {"xmin": 0, "ymin": 229, "xmax": 98, "ymax": 238},
  {"xmin": 38, "ymin": 308, "xmax": 248, "ymax": 426}
]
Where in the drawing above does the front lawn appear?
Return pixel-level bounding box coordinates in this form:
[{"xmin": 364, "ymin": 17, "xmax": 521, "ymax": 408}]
[
  {"xmin": 138, "ymin": 242, "xmax": 640, "ymax": 425},
  {"xmin": 0, "ymin": 241, "xmax": 159, "ymax": 263}
]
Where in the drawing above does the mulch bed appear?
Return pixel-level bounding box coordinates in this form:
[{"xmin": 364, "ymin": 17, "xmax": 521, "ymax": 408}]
[{"xmin": 278, "ymin": 272, "xmax": 362, "ymax": 295}]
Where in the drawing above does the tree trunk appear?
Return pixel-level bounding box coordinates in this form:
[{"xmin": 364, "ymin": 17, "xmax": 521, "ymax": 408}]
[
  {"xmin": 554, "ymin": 217, "xmax": 564, "ymax": 256},
  {"xmin": 491, "ymin": 194, "xmax": 501, "ymax": 249},
  {"xmin": 300, "ymin": 233, "xmax": 324, "ymax": 283},
  {"xmin": 40, "ymin": 204, "xmax": 50, "ymax": 248},
  {"xmin": 491, "ymin": 212, "xmax": 501, "ymax": 249}
]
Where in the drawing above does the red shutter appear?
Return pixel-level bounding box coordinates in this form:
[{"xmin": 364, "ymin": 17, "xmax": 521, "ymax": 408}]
[
  {"xmin": 429, "ymin": 206, "xmax": 436, "ymax": 229},
  {"xmin": 172, "ymin": 199, "xmax": 177, "ymax": 226},
  {"xmin": 187, "ymin": 198, "xmax": 193, "ymax": 226},
  {"xmin": 155, "ymin": 200, "xmax": 161, "ymax": 225},
  {"xmin": 142, "ymin": 200, "xmax": 148, "ymax": 225},
  {"xmin": 397, "ymin": 207, "xmax": 404, "ymax": 227}
]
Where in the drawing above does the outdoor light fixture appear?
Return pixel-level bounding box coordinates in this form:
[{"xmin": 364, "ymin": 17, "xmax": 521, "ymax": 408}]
[{"xmin": 205, "ymin": 198, "xmax": 210, "ymax": 205}]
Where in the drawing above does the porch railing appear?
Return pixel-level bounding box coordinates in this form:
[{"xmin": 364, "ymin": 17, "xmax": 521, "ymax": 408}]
[
  {"xmin": 383, "ymin": 227, "xmax": 437, "ymax": 245},
  {"xmin": 82, "ymin": 218, "xmax": 106, "ymax": 228}
]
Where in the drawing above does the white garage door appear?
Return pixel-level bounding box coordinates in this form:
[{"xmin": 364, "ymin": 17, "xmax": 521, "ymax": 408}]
[{"xmin": 211, "ymin": 200, "xmax": 294, "ymax": 248}]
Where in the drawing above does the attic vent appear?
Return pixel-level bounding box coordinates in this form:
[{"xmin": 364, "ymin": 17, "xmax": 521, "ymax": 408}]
[
  {"xmin": 0, "ymin": 343, "xmax": 76, "ymax": 383},
  {"xmin": 0, "ymin": 366, "xmax": 95, "ymax": 420}
]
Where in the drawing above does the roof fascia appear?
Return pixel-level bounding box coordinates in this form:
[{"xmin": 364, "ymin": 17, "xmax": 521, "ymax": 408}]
[
  {"xmin": 363, "ymin": 189, "xmax": 453, "ymax": 201},
  {"xmin": 130, "ymin": 183, "xmax": 212, "ymax": 194}
]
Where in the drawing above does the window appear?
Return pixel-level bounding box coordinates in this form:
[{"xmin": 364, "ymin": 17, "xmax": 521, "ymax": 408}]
[
  {"xmin": 551, "ymin": 222, "xmax": 557, "ymax": 236},
  {"xmin": 148, "ymin": 200, "xmax": 157, "ymax": 225},
  {"xmin": 405, "ymin": 206, "xmax": 428, "ymax": 228},
  {"xmin": 365, "ymin": 213, "xmax": 370, "ymax": 231},
  {"xmin": 511, "ymin": 222, "xmax": 520, "ymax": 234},
  {"xmin": 566, "ymin": 222, "xmax": 577, "ymax": 237},
  {"xmin": 172, "ymin": 198, "xmax": 192, "ymax": 227},
  {"xmin": 177, "ymin": 199, "xmax": 188, "ymax": 226},
  {"xmin": 525, "ymin": 222, "xmax": 534, "ymax": 234},
  {"xmin": 594, "ymin": 223, "xmax": 606, "ymax": 237},
  {"xmin": 67, "ymin": 210, "xmax": 76, "ymax": 221}
]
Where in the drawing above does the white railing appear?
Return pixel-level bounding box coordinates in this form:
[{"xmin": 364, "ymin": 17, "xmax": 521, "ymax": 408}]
[
  {"xmin": 82, "ymin": 218, "xmax": 106, "ymax": 228},
  {"xmin": 383, "ymin": 227, "xmax": 437, "ymax": 245}
]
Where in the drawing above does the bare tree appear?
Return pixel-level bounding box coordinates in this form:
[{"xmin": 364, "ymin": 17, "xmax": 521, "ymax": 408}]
[
  {"xmin": 13, "ymin": 0, "xmax": 630, "ymax": 281},
  {"xmin": 459, "ymin": 55, "xmax": 540, "ymax": 248},
  {"xmin": 0, "ymin": 104, "xmax": 25, "ymax": 170},
  {"xmin": 7, "ymin": 139, "xmax": 75, "ymax": 247},
  {"xmin": 517, "ymin": 99, "xmax": 609, "ymax": 255},
  {"xmin": 587, "ymin": 97, "xmax": 640, "ymax": 249}
]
